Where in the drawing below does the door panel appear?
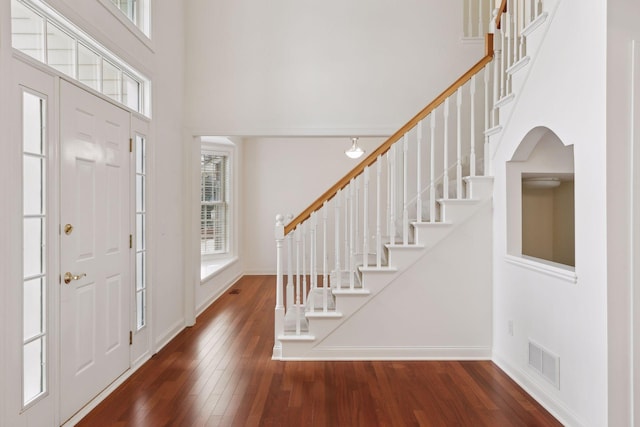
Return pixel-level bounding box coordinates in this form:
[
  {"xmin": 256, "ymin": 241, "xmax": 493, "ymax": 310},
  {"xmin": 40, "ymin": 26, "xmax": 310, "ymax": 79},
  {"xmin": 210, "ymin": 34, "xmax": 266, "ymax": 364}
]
[{"xmin": 59, "ymin": 80, "xmax": 130, "ymax": 422}]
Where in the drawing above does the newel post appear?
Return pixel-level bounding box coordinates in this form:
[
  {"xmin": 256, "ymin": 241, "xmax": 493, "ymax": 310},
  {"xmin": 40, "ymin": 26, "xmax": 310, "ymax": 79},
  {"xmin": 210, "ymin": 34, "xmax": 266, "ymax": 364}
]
[{"xmin": 273, "ymin": 214, "xmax": 285, "ymax": 360}]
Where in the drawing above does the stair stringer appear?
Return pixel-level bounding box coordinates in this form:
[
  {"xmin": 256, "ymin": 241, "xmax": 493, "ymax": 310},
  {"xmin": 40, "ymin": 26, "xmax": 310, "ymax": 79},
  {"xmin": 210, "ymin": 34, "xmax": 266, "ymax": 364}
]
[{"xmin": 279, "ymin": 195, "xmax": 493, "ymax": 360}]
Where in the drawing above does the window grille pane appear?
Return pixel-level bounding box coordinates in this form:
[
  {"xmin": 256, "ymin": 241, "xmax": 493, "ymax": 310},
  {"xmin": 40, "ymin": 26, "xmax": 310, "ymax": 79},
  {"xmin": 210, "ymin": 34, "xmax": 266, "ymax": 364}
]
[
  {"xmin": 23, "ymin": 217, "xmax": 45, "ymax": 278},
  {"xmin": 136, "ymin": 213, "xmax": 144, "ymax": 252},
  {"xmin": 23, "ymin": 277, "xmax": 44, "ymax": 341},
  {"xmin": 136, "ymin": 136, "xmax": 145, "ymax": 174},
  {"xmin": 23, "ymin": 337, "xmax": 45, "ymax": 404},
  {"xmin": 78, "ymin": 43, "xmax": 100, "ymax": 91},
  {"xmin": 112, "ymin": 0, "xmax": 137, "ymax": 23},
  {"xmin": 136, "ymin": 175, "xmax": 145, "ymax": 212},
  {"xmin": 122, "ymin": 73, "xmax": 140, "ymax": 111},
  {"xmin": 47, "ymin": 23, "xmax": 76, "ymax": 78},
  {"xmin": 136, "ymin": 251, "xmax": 145, "ymax": 291},
  {"xmin": 23, "ymin": 156, "xmax": 44, "ymax": 216},
  {"xmin": 201, "ymin": 154, "xmax": 225, "ymax": 203},
  {"xmin": 11, "ymin": 0, "xmax": 45, "ymax": 62},
  {"xmin": 103, "ymin": 60, "xmax": 121, "ymax": 102},
  {"xmin": 201, "ymin": 203, "xmax": 227, "ymax": 254},
  {"xmin": 136, "ymin": 290, "xmax": 145, "ymax": 330},
  {"xmin": 22, "ymin": 94, "xmax": 44, "ymax": 155}
]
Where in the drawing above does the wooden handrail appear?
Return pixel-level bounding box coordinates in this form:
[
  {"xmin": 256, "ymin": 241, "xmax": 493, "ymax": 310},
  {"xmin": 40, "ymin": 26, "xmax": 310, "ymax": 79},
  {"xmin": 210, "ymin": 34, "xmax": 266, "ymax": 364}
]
[
  {"xmin": 284, "ymin": 33, "xmax": 495, "ymax": 235},
  {"xmin": 495, "ymin": 0, "xmax": 508, "ymax": 29}
]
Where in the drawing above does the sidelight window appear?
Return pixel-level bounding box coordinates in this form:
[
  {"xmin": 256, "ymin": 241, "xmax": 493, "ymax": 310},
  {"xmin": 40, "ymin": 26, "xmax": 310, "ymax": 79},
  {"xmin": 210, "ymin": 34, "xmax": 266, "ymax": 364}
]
[{"xmin": 22, "ymin": 90, "xmax": 48, "ymax": 407}]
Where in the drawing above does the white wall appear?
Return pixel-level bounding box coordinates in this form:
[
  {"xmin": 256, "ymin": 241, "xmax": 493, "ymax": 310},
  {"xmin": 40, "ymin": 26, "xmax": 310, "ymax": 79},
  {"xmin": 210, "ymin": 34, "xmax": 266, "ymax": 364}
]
[
  {"xmin": 606, "ymin": 0, "xmax": 640, "ymax": 424},
  {"xmin": 183, "ymin": 0, "xmax": 483, "ymax": 136},
  {"xmin": 242, "ymin": 137, "xmax": 384, "ymax": 273},
  {"xmin": 490, "ymin": 0, "xmax": 608, "ymax": 425}
]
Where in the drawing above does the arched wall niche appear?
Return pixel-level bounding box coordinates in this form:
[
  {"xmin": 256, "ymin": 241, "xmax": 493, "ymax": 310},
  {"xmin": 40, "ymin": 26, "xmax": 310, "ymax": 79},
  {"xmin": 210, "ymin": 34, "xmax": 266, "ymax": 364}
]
[{"xmin": 506, "ymin": 126, "xmax": 575, "ymax": 268}]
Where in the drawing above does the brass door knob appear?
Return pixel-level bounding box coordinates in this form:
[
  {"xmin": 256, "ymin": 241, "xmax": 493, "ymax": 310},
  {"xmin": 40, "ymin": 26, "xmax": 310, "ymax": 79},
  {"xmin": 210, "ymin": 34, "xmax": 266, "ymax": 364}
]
[{"xmin": 64, "ymin": 272, "xmax": 86, "ymax": 284}]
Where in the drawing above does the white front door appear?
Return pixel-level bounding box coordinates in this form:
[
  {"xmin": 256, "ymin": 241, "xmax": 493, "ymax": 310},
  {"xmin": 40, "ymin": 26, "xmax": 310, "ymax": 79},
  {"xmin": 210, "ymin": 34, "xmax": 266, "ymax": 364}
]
[{"xmin": 59, "ymin": 80, "xmax": 131, "ymax": 422}]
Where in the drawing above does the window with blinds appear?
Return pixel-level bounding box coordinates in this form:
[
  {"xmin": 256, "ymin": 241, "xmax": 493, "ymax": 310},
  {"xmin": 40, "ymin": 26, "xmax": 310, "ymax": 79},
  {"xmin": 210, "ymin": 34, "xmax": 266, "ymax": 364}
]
[{"xmin": 201, "ymin": 153, "xmax": 228, "ymax": 255}]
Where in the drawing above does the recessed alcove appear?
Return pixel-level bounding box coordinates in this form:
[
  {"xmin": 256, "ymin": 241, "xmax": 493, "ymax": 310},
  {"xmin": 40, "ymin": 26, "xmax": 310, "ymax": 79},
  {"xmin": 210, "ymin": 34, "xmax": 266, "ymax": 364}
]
[{"xmin": 507, "ymin": 127, "xmax": 575, "ymax": 269}]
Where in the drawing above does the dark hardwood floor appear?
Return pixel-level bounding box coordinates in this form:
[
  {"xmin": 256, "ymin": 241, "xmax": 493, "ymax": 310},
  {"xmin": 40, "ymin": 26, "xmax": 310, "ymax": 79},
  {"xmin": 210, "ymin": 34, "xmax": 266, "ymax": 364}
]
[{"xmin": 78, "ymin": 275, "xmax": 561, "ymax": 427}]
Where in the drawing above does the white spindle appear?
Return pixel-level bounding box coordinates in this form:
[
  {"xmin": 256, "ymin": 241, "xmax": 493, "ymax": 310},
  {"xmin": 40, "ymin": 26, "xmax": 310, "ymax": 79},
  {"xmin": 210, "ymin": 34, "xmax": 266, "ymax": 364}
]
[
  {"xmin": 537, "ymin": 0, "xmax": 542, "ymax": 17},
  {"xmin": 274, "ymin": 215, "xmax": 285, "ymax": 353},
  {"xmin": 295, "ymin": 227, "xmax": 301, "ymax": 335},
  {"xmin": 403, "ymin": 133, "xmax": 409, "ymax": 244},
  {"xmin": 513, "ymin": 0, "xmax": 519, "ymax": 63},
  {"xmin": 429, "ymin": 113, "xmax": 436, "ymax": 222},
  {"xmin": 349, "ymin": 180, "xmax": 355, "ymax": 290},
  {"xmin": 416, "ymin": 120, "xmax": 423, "ymax": 222},
  {"xmin": 355, "ymin": 176, "xmax": 360, "ymax": 260},
  {"xmin": 389, "ymin": 145, "xmax": 396, "ymax": 245},
  {"xmin": 376, "ymin": 156, "xmax": 382, "ymax": 268},
  {"xmin": 443, "ymin": 97, "xmax": 450, "ymax": 199},
  {"xmin": 343, "ymin": 188, "xmax": 349, "ymax": 285},
  {"xmin": 286, "ymin": 214, "xmax": 294, "ymax": 310},
  {"xmin": 470, "ymin": 74, "xmax": 477, "ymax": 177},
  {"xmin": 310, "ymin": 212, "xmax": 317, "ymax": 311},
  {"xmin": 334, "ymin": 190, "xmax": 341, "ymax": 290},
  {"xmin": 363, "ymin": 167, "xmax": 370, "ymax": 268},
  {"xmin": 322, "ymin": 203, "xmax": 328, "ymax": 312},
  {"xmin": 494, "ymin": 36, "xmax": 502, "ymax": 125},
  {"xmin": 302, "ymin": 222, "xmax": 307, "ymax": 305},
  {"xmin": 456, "ymin": 88, "xmax": 463, "ymax": 199},
  {"xmin": 386, "ymin": 151, "xmax": 392, "ymax": 238},
  {"xmin": 484, "ymin": 66, "xmax": 491, "ymax": 176},
  {"xmin": 500, "ymin": 16, "xmax": 506, "ymax": 98}
]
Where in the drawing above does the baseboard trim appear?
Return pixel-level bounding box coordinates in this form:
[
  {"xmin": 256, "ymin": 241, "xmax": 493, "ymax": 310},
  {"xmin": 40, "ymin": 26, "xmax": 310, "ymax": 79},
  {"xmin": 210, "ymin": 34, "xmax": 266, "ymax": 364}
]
[
  {"xmin": 281, "ymin": 345, "xmax": 492, "ymax": 361},
  {"xmin": 154, "ymin": 318, "xmax": 186, "ymax": 354},
  {"xmin": 196, "ymin": 272, "xmax": 243, "ymax": 316},
  {"xmin": 492, "ymin": 352, "xmax": 584, "ymax": 426}
]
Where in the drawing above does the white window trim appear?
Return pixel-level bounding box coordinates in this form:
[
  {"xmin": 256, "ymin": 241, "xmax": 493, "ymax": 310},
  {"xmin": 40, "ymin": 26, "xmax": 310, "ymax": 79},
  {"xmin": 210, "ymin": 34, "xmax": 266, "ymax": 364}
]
[{"xmin": 198, "ymin": 137, "xmax": 237, "ymax": 281}]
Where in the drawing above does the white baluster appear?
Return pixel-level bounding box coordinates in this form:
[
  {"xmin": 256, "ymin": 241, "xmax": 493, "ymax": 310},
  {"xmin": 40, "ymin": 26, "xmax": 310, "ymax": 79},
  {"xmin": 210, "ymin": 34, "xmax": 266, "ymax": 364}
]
[
  {"xmin": 343, "ymin": 187, "xmax": 348, "ymax": 286},
  {"xmin": 443, "ymin": 97, "xmax": 450, "ymax": 199},
  {"xmin": 484, "ymin": 65, "xmax": 491, "ymax": 176},
  {"xmin": 355, "ymin": 175, "xmax": 360, "ymax": 261},
  {"xmin": 403, "ymin": 134, "xmax": 409, "ymax": 244},
  {"xmin": 389, "ymin": 145, "xmax": 396, "ymax": 245},
  {"xmin": 430, "ymin": 113, "xmax": 436, "ymax": 222},
  {"xmin": 322, "ymin": 203, "xmax": 328, "ymax": 312},
  {"xmin": 295, "ymin": 227, "xmax": 301, "ymax": 335},
  {"xmin": 537, "ymin": 0, "xmax": 542, "ymax": 18},
  {"xmin": 376, "ymin": 156, "xmax": 382, "ymax": 267},
  {"xmin": 500, "ymin": 14, "xmax": 506, "ymax": 98},
  {"xmin": 456, "ymin": 88, "xmax": 463, "ymax": 199},
  {"xmin": 334, "ymin": 191, "xmax": 341, "ymax": 290},
  {"xmin": 349, "ymin": 180, "xmax": 355, "ymax": 290},
  {"xmin": 416, "ymin": 120, "xmax": 423, "ymax": 222},
  {"xmin": 470, "ymin": 74, "xmax": 477, "ymax": 177},
  {"xmin": 494, "ymin": 30, "xmax": 503, "ymax": 125},
  {"xmin": 512, "ymin": 0, "xmax": 518, "ymax": 66},
  {"xmin": 302, "ymin": 221, "xmax": 307, "ymax": 306},
  {"xmin": 310, "ymin": 212, "xmax": 317, "ymax": 311},
  {"xmin": 286, "ymin": 214, "xmax": 294, "ymax": 311},
  {"xmin": 363, "ymin": 167, "xmax": 370, "ymax": 268},
  {"xmin": 386, "ymin": 151, "xmax": 392, "ymax": 238},
  {"xmin": 274, "ymin": 215, "xmax": 285, "ymax": 353}
]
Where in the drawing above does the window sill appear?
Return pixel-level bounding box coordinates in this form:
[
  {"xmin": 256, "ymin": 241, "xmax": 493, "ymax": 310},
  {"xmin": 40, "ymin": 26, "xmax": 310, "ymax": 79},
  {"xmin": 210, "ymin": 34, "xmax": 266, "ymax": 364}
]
[
  {"xmin": 504, "ymin": 254, "xmax": 577, "ymax": 284},
  {"xmin": 201, "ymin": 256, "xmax": 239, "ymax": 282}
]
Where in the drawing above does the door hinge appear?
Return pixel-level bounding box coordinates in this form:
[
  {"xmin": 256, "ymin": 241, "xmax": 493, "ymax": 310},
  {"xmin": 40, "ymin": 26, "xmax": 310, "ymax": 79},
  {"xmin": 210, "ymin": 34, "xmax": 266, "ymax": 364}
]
[
  {"xmin": 129, "ymin": 331, "xmax": 133, "ymax": 345},
  {"xmin": 130, "ymin": 234, "xmax": 133, "ymax": 249},
  {"xmin": 129, "ymin": 138, "xmax": 133, "ymax": 153}
]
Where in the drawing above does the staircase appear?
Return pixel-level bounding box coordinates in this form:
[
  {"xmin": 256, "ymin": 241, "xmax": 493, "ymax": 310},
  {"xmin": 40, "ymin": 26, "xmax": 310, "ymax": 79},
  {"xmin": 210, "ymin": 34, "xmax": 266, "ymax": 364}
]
[{"xmin": 273, "ymin": 0, "xmax": 551, "ymax": 361}]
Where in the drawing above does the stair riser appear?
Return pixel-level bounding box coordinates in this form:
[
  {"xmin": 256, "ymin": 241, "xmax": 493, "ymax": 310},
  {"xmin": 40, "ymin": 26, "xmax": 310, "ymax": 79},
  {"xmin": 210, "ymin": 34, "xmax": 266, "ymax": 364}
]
[
  {"xmin": 386, "ymin": 248, "xmax": 428, "ymax": 270},
  {"xmin": 439, "ymin": 203, "xmax": 479, "ymax": 223},
  {"xmin": 414, "ymin": 225, "xmax": 453, "ymax": 248}
]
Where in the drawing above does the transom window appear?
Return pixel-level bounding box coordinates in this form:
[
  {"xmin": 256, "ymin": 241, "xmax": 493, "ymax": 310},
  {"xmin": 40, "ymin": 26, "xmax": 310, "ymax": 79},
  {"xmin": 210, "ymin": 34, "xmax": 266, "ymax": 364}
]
[
  {"xmin": 200, "ymin": 152, "xmax": 229, "ymax": 255},
  {"xmin": 11, "ymin": 0, "xmax": 150, "ymax": 116},
  {"xmin": 109, "ymin": 0, "xmax": 150, "ymax": 37}
]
